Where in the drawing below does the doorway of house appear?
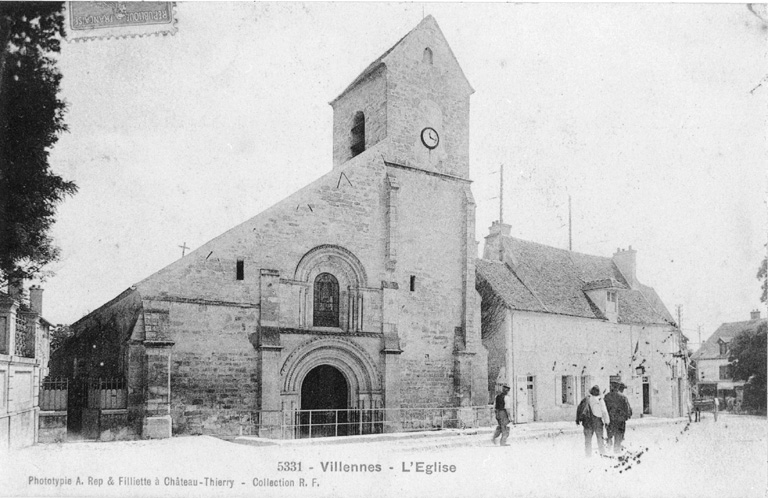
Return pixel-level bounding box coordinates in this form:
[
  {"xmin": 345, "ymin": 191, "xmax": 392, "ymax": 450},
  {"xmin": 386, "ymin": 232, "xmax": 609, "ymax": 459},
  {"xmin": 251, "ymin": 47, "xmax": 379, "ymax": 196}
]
[
  {"xmin": 642, "ymin": 376, "xmax": 651, "ymax": 415},
  {"xmin": 299, "ymin": 365, "xmax": 349, "ymax": 437}
]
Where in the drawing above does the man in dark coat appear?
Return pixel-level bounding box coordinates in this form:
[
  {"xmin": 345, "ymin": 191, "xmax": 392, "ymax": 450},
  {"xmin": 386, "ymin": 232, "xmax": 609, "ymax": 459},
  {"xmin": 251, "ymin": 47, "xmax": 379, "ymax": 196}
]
[
  {"xmin": 604, "ymin": 383, "xmax": 632, "ymax": 452},
  {"xmin": 492, "ymin": 383, "xmax": 512, "ymax": 446}
]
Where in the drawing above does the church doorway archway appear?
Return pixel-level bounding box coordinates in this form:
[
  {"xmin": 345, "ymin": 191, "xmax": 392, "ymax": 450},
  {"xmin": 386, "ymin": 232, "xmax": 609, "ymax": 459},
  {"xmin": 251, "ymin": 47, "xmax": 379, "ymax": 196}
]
[
  {"xmin": 301, "ymin": 365, "xmax": 348, "ymax": 410},
  {"xmin": 299, "ymin": 364, "xmax": 349, "ymax": 438}
]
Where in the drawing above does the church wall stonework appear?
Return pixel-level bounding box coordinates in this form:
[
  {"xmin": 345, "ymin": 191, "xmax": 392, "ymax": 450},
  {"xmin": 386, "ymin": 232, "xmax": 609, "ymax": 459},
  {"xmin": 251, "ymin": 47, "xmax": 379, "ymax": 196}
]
[
  {"xmin": 58, "ymin": 16, "xmax": 488, "ymax": 438},
  {"xmin": 332, "ymin": 66, "xmax": 388, "ymax": 168}
]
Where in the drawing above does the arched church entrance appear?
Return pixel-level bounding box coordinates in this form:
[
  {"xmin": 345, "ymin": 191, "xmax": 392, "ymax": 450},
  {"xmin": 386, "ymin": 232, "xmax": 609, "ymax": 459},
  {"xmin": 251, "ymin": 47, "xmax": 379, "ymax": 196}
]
[
  {"xmin": 299, "ymin": 365, "xmax": 350, "ymax": 438},
  {"xmin": 301, "ymin": 365, "xmax": 348, "ymax": 411},
  {"xmin": 282, "ymin": 337, "xmax": 384, "ymax": 438}
]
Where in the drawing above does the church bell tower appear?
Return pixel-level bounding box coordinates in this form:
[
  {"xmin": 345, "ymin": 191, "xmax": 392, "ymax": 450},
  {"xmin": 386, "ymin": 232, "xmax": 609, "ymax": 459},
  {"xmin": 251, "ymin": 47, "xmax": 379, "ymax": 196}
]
[{"xmin": 330, "ymin": 15, "xmax": 474, "ymax": 179}]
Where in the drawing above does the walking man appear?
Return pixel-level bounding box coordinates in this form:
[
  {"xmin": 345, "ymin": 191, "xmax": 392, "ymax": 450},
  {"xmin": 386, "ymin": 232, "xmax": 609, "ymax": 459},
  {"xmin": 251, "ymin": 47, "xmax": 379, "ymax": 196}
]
[
  {"xmin": 604, "ymin": 383, "xmax": 632, "ymax": 453},
  {"xmin": 492, "ymin": 383, "xmax": 512, "ymax": 446},
  {"xmin": 577, "ymin": 385, "xmax": 610, "ymax": 457}
]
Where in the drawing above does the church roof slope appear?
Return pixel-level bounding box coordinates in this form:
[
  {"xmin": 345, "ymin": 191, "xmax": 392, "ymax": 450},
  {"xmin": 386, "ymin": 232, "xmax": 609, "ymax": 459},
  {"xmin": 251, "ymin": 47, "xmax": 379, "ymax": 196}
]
[
  {"xmin": 477, "ymin": 237, "xmax": 675, "ymax": 325},
  {"xmin": 692, "ymin": 318, "xmax": 767, "ymax": 360}
]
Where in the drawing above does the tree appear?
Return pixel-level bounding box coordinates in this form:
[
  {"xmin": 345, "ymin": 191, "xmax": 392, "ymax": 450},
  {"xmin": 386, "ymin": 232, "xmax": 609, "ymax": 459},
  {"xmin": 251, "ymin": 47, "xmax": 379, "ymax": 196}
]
[
  {"xmin": 0, "ymin": 3, "xmax": 77, "ymax": 286},
  {"xmin": 49, "ymin": 323, "xmax": 72, "ymax": 352},
  {"xmin": 728, "ymin": 322, "xmax": 767, "ymax": 414}
]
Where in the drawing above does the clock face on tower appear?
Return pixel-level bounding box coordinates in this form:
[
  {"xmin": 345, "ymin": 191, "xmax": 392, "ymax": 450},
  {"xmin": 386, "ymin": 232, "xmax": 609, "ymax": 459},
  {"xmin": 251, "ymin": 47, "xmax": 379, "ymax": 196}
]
[{"xmin": 420, "ymin": 127, "xmax": 439, "ymax": 149}]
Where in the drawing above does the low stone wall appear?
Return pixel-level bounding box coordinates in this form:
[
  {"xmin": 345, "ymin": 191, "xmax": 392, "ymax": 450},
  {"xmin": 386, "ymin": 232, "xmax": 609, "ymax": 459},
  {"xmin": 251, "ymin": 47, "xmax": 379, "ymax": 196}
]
[
  {"xmin": 38, "ymin": 411, "xmax": 67, "ymax": 443},
  {"xmin": 0, "ymin": 409, "xmax": 37, "ymax": 450}
]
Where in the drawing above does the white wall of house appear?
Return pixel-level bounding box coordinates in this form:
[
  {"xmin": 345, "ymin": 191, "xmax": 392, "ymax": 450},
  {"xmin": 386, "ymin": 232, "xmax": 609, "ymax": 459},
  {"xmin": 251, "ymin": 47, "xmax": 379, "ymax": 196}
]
[
  {"xmin": 497, "ymin": 310, "xmax": 684, "ymax": 423},
  {"xmin": 696, "ymin": 358, "xmax": 730, "ymax": 385}
]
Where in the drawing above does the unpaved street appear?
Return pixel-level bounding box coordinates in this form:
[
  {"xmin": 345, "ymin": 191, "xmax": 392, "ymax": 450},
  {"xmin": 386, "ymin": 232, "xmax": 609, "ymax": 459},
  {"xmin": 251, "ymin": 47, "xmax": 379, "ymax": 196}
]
[{"xmin": 1, "ymin": 414, "xmax": 764, "ymax": 498}]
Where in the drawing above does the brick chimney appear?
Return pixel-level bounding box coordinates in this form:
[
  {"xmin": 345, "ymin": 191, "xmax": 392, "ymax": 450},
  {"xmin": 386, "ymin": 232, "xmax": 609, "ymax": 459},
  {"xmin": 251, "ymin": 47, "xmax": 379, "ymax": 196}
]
[
  {"xmin": 483, "ymin": 221, "xmax": 511, "ymax": 262},
  {"xmin": 751, "ymin": 309, "xmax": 761, "ymax": 321},
  {"xmin": 29, "ymin": 285, "xmax": 43, "ymax": 315},
  {"xmin": 612, "ymin": 246, "xmax": 637, "ymax": 289}
]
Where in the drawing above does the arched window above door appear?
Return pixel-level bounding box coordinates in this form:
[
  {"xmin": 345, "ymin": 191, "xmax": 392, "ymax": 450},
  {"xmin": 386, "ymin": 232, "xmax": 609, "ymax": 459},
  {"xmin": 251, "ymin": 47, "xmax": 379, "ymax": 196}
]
[{"xmin": 313, "ymin": 273, "xmax": 340, "ymax": 327}]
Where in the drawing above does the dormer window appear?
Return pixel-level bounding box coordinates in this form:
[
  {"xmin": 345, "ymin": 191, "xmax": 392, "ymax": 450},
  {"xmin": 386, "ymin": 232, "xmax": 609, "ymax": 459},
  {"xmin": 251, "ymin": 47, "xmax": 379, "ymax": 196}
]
[
  {"xmin": 351, "ymin": 111, "xmax": 365, "ymax": 157},
  {"xmin": 719, "ymin": 340, "xmax": 728, "ymax": 356},
  {"xmin": 606, "ymin": 290, "xmax": 617, "ymax": 313},
  {"xmin": 423, "ymin": 47, "xmax": 433, "ymax": 65}
]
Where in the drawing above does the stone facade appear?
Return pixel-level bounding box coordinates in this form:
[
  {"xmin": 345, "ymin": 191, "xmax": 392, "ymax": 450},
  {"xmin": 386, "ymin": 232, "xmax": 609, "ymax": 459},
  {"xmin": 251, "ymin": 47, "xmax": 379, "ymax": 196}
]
[
  {"xmin": 51, "ymin": 16, "xmax": 488, "ymax": 438},
  {"xmin": 0, "ymin": 287, "xmax": 52, "ymax": 449}
]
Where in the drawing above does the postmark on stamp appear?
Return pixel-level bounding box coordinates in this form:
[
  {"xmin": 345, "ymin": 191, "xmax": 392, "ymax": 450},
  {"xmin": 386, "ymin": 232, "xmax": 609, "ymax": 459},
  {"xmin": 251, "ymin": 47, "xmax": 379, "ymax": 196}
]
[{"xmin": 67, "ymin": 2, "xmax": 177, "ymax": 42}]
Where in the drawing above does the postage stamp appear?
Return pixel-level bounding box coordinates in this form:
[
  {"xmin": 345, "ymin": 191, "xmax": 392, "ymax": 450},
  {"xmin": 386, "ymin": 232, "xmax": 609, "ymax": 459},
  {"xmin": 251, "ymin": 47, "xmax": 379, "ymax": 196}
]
[{"xmin": 66, "ymin": 2, "xmax": 177, "ymax": 42}]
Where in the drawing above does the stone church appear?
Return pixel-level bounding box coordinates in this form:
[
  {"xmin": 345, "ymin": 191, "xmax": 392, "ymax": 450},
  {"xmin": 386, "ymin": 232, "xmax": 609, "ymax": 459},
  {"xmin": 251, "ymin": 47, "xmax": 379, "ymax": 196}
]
[{"xmin": 50, "ymin": 16, "xmax": 489, "ymax": 438}]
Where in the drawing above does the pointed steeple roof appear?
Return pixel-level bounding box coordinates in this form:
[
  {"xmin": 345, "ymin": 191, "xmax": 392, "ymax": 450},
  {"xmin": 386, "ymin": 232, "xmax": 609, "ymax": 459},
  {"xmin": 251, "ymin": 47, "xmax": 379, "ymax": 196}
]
[{"xmin": 330, "ymin": 15, "xmax": 473, "ymax": 105}]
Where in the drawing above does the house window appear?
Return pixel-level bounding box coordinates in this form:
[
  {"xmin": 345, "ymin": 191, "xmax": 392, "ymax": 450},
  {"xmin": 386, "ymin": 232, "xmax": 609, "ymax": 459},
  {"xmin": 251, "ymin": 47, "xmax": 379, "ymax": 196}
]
[
  {"xmin": 561, "ymin": 375, "xmax": 575, "ymax": 404},
  {"xmin": 313, "ymin": 273, "xmax": 339, "ymax": 327},
  {"xmin": 410, "ymin": 275, "xmax": 416, "ymax": 292},
  {"xmin": 423, "ymin": 47, "xmax": 433, "ymax": 65},
  {"xmin": 719, "ymin": 365, "xmax": 732, "ymax": 380},
  {"xmin": 236, "ymin": 260, "xmax": 244, "ymax": 280},
  {"xmin": 351, "ymin": 112, "xmax": 365, "ymax": 157},
  {"xmin": 580, "ymin": 375, "xmax": 590, "ymax": 400},
  {"xmin": 607, "ymin": 291, "xmax": 617, "ymax": 313},
  {"xmin": 719, "ymin": 341, "xmax": 728, "ymax": 356}
]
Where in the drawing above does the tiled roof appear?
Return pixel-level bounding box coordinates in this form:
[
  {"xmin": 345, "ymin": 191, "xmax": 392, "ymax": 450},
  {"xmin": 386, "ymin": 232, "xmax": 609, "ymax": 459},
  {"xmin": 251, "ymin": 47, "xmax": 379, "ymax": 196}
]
[
  {"xmin": 692, "ymin": 318, "xmax": 767, "ymax": 360},
  {"xmin": 476, "ymin": 259, "xmax": 545, "ymax": 313},
  {"xmin": 476, "ymin": 237, "xmax": 676, "ymax": 325}
]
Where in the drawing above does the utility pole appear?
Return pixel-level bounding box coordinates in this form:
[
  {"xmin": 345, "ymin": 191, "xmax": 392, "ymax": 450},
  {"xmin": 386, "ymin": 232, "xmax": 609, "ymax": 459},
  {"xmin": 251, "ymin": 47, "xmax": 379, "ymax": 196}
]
[
  {"xmin": 179, "ymin": 242, "xmax": 189, "ymax": 258},
  {"xmin": 676, "ymin": 305, "xmax": 683, "ymax": 330},
  {"xmin": 499, "ymin": 163, "xmax": 504, "ymax": 225},
  {"xmin": 697, "ymin": 325, "xmax": 702, "ymax": 348}
]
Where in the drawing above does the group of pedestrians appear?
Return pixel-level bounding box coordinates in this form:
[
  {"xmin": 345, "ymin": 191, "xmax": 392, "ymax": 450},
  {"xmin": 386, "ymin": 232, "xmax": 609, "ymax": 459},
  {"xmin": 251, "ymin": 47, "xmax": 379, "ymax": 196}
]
[
  {"xmin": 492, "ymin": 381, "xmax": 633, "ymax": 457},
  {"xmin": 576, "ymin": 383, "xmax": 632, "ymax": 457}
]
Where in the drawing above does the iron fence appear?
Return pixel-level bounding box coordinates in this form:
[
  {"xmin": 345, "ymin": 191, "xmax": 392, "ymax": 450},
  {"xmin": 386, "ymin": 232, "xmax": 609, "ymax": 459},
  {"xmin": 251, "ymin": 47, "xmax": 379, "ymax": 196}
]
[
  {"xmin": 86, "ymin": 378, "xmax": 127, "ymax": 410},
  {"xmin": 240, "ymin": 405, "xmax": 495, "ymax": 440},
  {"xmin": 40, "ymin": 377, "xmax": 68, "ymax": 411}
]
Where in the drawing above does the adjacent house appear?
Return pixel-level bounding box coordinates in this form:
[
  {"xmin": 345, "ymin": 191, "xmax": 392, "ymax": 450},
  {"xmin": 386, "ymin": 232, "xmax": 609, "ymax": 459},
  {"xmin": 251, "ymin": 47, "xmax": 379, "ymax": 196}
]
[
  {"xmin": 477, "ymin": 221, "xmax": 688, "ymax": 423},
  {"xmin": 0, "ymin": 284, "xmax": 52, "ymax": 449},
  {"xmin": 692, "ymin": 310, "xmax": 765, "ymax": 401}
]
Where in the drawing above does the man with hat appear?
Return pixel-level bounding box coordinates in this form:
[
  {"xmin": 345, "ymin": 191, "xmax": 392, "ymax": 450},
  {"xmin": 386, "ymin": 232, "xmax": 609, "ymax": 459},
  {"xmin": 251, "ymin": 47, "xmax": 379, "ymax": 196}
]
[
  {"xmin": 492, "ymin": 383, "xmax": 512, "ymax": 446},
  {"xmin": 604, "ymin": 382, "xmax": 632, "ymax": 453}
]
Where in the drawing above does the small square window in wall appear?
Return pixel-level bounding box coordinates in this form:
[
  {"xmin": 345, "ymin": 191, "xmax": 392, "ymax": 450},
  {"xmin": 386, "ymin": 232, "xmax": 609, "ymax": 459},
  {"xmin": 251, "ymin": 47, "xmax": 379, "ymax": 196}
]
[
  {"xmin": 236, "ymin": 260, "xmax": 244, "ymax": 280},
  {"xmin": 410, "ymin": 275, "xmax": 416, "ymax": 292}
]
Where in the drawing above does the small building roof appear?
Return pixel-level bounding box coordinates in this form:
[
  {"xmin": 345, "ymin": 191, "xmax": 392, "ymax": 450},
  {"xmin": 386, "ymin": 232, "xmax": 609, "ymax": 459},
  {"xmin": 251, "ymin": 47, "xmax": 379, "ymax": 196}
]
[
  {"xmin": 476, "ymin": 237, "xmax": 676, "ymax": 325},
  {"xmin": 692, "ymin": 317, "xmax": 767, "ymax": 360}
]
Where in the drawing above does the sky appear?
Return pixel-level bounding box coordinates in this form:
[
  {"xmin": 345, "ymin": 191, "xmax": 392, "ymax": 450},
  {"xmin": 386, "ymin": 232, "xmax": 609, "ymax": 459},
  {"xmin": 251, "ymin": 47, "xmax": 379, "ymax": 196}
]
[{"xmin": 32, "ymin": 3, "xmax": 767, "ymax": 347}]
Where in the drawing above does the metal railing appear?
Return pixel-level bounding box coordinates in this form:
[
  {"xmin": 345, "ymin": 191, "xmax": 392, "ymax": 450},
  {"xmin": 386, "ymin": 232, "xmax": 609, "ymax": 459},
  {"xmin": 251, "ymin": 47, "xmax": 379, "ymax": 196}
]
[
  {"xmin": 40, "ymin": 377, "xmax": 68, "ymax": 411},
  {"xmin": 240, "ymin": 405, "xmax": 495, "ymax": 440},
  {"xmin": 86, "ymin": 378, "xmax": 127, "ymax": 410}
]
